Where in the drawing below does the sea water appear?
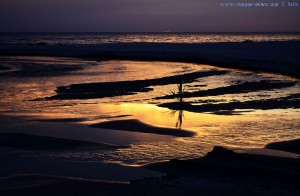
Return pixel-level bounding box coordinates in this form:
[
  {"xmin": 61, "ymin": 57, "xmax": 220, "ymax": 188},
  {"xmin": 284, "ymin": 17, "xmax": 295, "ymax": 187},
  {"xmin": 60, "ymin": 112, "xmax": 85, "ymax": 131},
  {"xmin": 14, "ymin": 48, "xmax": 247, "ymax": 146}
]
[{"xmin": 1, "ymin": 32, "xmax": 300, "ymax": 45}]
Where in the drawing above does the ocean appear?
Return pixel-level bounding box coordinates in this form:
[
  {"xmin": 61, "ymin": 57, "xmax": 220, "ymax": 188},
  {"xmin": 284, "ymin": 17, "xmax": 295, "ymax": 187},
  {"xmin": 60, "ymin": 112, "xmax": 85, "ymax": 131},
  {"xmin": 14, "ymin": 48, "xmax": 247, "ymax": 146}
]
[{"xmin": 1, "ymin": 32, "xmax": 300, "ymax": 45}]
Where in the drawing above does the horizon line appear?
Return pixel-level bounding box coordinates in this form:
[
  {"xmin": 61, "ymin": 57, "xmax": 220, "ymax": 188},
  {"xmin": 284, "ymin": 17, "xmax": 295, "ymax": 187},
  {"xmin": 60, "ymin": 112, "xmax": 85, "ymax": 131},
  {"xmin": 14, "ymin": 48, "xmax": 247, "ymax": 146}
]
[{"xmin": 1, "ymin": 31, "xmax": 300, "ymax": 34}]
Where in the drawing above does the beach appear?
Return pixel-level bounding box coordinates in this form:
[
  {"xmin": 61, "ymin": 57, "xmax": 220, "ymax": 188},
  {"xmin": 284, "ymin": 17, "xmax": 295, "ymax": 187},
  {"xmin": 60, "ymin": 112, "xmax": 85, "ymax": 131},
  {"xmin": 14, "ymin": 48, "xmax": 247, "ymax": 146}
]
[{"xmin": 1, "ymin": 36, "xmax": 300, "ymax": 195}]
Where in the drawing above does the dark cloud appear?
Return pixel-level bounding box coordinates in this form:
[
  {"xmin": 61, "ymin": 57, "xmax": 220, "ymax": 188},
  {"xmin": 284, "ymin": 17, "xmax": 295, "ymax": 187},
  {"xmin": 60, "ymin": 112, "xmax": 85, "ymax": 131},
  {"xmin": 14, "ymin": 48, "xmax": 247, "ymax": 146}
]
[{"xmin": 0, "ymin": 0, "xmax": 299, "ymax": 32}]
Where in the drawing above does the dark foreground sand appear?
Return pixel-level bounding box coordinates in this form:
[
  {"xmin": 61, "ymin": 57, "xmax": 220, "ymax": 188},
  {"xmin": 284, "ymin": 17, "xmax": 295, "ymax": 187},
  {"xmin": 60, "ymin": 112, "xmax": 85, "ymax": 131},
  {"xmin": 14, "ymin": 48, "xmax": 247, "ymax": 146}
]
[
  {"xmin": 144, "ymin": 147, "xmax": 300, "ymax": 183},
  {"xmin": 1, "ymin": 147, "xmax": 299, "ymax": 196},
  {"xmin": 0, "ymin": 65, "xmax": 11, "ymax": 71},
  {"xmin": 0, "ymin": 132, "xmax": 129, "ymax": 151}
]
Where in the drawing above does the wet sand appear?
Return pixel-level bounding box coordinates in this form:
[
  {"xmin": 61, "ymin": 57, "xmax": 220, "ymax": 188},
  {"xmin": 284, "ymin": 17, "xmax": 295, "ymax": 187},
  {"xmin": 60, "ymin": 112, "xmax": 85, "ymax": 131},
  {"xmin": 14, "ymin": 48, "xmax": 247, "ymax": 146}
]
[
  {"xmin": 159, "ymin": 93, "xmax": 300, "ymax": 114},
  {"xmin": 0, "ymin": 157, "xmax": 162, "ymax": 182},
  {"xmin": 1, "ymin": 147, "xmax": 300, "ymax": 196},
  {"xmin": 156, "ymin": 80, "xmax": 296, "ymax": 100},
  {"xmin": 0, "ymin": 132, "xmax": 129, "ymax": 151},
  {"xmin": 89, "ymin": 119, "xmax": 195, "ymax": 137},
  {"xmin": 0, "ymin": 175, "xmax": 130, "ymax": 196},
  {"xmin": 265, "ymin": 138, "xmax": 300, "ymax": 154},
  {"xmin": 47, "ymin": 70, "xmax": 227, "ymax": 100},
  {"xmin": 0, "ymin": 57, "xmax": 84, "ymax": 77},
  {"xmin": 0, "ymin": 65, "xmax": 11, "ymax": 70},
  {"xmin": 1, "ymin": 41, "xmax": 300, "ymax": 78}
]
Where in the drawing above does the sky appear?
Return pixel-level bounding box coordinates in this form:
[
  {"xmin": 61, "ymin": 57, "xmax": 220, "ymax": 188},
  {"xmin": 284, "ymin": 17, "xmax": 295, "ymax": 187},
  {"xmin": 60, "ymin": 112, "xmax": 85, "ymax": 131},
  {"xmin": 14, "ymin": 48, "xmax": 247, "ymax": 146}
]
[{"xmin": 0, "ymin": 0, "xmax": 299, "ymax": 32}]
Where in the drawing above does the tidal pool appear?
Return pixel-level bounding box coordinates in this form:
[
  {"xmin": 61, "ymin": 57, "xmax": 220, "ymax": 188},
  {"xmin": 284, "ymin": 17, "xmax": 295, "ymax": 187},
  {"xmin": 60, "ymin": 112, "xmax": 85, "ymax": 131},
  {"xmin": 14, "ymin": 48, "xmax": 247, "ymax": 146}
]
[{"xmin": 0, "ymin": 56, "xmax": 299, "ymax": 165}]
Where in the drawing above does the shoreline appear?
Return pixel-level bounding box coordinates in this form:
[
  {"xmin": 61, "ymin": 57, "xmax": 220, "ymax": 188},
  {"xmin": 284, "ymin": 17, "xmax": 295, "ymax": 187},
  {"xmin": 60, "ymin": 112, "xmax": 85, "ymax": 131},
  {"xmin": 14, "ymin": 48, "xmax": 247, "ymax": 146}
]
[{"xmin": 1, "ymin": 41, "xmax": 300, "ymax": 79}]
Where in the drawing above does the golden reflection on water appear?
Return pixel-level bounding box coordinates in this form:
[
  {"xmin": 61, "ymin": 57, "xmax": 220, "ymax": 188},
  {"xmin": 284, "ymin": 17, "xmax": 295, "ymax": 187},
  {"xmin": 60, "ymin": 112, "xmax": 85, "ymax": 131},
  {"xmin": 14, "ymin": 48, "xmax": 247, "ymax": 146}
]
[
  {"xmin": 96, "ymin": 103, "xmax": 300, "ymax": 146},
  {"xmin": 91, "ymin": 103, "xmax": 300, "ymax": 165},
  {"xmin": 1, "ymin": 57, "xmax": 300, "ymax": 165}
]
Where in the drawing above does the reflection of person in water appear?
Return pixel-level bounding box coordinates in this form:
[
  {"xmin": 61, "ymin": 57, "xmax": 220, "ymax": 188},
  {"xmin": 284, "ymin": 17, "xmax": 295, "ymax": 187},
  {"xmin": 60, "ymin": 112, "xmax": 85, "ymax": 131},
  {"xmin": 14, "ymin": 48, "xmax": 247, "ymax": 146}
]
[
  {"xmin": 170, "ymin": 108, "xmax": 184, "ymax": 129},
  {"xmin": 176, "ymin": 109, "xmax": 183, "ymax": 129}
]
